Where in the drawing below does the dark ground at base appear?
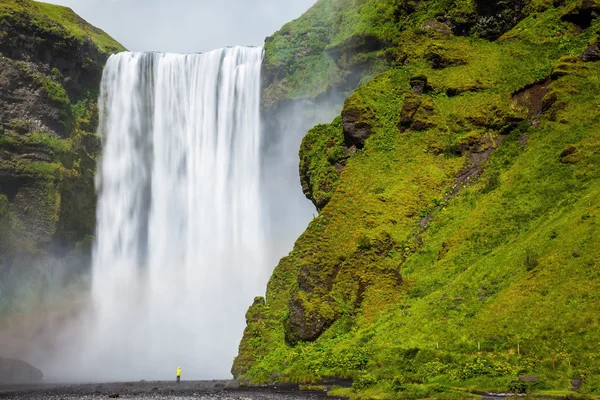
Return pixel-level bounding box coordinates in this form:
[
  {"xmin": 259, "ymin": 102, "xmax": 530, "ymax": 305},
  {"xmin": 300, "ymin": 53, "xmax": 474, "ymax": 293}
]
[{"xmin": 0, "ymin": 380, "xmax": 344, "ymax": 399}]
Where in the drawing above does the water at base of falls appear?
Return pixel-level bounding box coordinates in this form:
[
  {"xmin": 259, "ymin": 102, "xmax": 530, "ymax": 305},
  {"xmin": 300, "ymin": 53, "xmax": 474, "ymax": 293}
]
[{"xmin": 62, "ymin": 47, "xmax": 267, "ymax": 381}]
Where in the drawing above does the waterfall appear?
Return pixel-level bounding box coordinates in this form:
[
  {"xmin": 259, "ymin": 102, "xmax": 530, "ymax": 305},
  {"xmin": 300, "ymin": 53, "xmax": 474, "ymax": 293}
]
[{"xmin": 84, "ymin": 47, "xmax": 266, "ymax": 380}]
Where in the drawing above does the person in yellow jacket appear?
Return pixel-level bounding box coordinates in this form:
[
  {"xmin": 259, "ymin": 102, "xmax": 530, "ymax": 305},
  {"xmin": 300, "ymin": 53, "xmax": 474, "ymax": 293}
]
[{"xmin": 176, "ymin": 366, "xmax": 181, "ymax": 383}]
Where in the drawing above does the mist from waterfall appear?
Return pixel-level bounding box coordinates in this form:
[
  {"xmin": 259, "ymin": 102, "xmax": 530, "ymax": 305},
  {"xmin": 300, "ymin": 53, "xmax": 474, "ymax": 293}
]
[
  {"xmin": 70, "ymin": 47, "xmax": 266, "ymax": 380},
  {"xmin": 17, "ymin": 43, "xmax": 345, "ymax": 381}
]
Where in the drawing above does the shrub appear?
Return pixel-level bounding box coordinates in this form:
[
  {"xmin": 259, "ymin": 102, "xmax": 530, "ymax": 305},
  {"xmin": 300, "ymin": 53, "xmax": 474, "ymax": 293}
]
[
  {"xmin": 352, "ymin": 371, "xmax": 377, "ymax": 390},
  {"xmin": 508, "ymin": 380, "xmax": 528, "ymax": 393},
  {"xmin": 524, "ymin": 248, "xmax": 539, "ymax": 271},
  {"xmin": 357, "ymin": 234, "xmax": 372, "ymax": 251}
]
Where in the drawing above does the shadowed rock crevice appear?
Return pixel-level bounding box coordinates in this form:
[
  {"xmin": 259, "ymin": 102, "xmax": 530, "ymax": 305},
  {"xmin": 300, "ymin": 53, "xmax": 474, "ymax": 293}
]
[
  {"xmin": 560, "ymin": 0, "xmax": 600, "ymax": 29},
  {"xmin": 512, "ymin": 79, "xmax": 551, "ymax": 119}
]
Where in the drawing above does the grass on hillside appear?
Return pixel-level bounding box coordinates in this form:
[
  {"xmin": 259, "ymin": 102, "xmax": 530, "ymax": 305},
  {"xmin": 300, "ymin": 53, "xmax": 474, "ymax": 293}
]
[
  {"xmin": 0, "ymin": 0, "xmax": 125, "ymax": 53},
  {"xmin": 235, "ymin": 2, "xmax": 600, "ymax": 398}
]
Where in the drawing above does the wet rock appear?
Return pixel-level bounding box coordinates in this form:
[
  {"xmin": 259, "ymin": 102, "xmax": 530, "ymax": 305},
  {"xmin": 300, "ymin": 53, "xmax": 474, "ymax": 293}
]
[
  {"xmin": 0, "ymin": 57, "xmax": 64, "ymax": 137},
  {"xmin": 0, "ymin": 357, "xmax": 43, "ymax": 383},
  {"xmin": 285, "ymin": 294, "xmax": 338, "ymax": 344},
  {"xmin": 409, "ymin": 75, "xmax": 429, "ymax": 94},
  {"xmin": 473, "ymin": 0, "xmax": 528, "ymax": 40},
  {"xmin": 342, "ymin": 103, "xmax": 373, "ymax": 150},
  {"xmin": 511, "ymin": 79, "xmax": 551, "ymax": 118},
  {"xmin": 581, "ymin": 38, "xmax": 600, "ymax": 61},
  {"xmin": 440, "ymin": 0, "xmax": 528, "ymax": 39},
  {"xmin": 419, "ymin": 19, "xmax": 452, "ymax": 37}
]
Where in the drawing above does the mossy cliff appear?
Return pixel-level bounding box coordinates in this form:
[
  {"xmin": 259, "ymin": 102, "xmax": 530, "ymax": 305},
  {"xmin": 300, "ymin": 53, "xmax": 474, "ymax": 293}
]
[
  {"xmin": 0, "ymin": 0, "xmax": 124, "ymax": 311},
  {"xmin": 235, "ymin": 0, "xmax": 600, "ymax": 398}
]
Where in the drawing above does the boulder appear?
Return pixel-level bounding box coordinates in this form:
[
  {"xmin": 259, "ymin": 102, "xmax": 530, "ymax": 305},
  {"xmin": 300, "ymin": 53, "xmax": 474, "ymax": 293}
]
[
  {"xmin": 581, "ymin": 38, "xmax": 600, "ymax": 62},
  {"xmin": 409, "ymin": 75, "xmax": 429, "ymax": 94},
  {"xmin": 419, "ymin": 19, "xmax": 452, "ymax": 37},
  {"xmin": 474, "ymin": 0, "xmax": 527, "ymax": 40},
  {"xmin": 0, "ymin": 357, "xmax": 43, "ymax": 384},
  {"xmin": 284, "ymin": 294, "xmax": 338, "ymax": 344},
  {"xmin": 342, "ymin": 97, "xmax": 373, "ymax": 150}
]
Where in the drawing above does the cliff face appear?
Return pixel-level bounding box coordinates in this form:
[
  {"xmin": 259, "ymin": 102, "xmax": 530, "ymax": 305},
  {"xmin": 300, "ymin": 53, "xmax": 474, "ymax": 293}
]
[
  {"xmin": 0, "ymin": 0, "xmax": 124, "ymax": 311},
  {"xmin": 235, "ymin": 0, "xmax": 600, "ymax": 397}
]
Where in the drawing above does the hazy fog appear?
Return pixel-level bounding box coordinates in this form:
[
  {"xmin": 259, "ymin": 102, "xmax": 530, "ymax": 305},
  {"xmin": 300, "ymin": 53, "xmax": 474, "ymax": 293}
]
[{"xmin": 44, "ymin": 0, "xmax": 317, "ymax": 53}]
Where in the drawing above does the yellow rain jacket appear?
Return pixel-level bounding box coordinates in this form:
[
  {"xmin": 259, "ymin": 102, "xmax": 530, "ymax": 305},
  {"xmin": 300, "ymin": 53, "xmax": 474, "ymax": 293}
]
[{"xmin": 176, "ymin": 367, "xmax": 181, "ymax": 377}]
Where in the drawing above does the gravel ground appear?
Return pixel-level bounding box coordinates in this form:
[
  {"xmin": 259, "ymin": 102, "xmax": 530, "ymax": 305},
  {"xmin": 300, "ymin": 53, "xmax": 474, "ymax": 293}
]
[{"xmin": 0, "ymin": 380, "xmax": 338, "ymax": 399}]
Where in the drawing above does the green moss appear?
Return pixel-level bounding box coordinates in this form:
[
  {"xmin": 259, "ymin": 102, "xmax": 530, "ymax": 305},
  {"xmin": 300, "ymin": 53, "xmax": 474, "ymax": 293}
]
[
  {"xmin": 0, "ymin": 0, "xmax": 125, "ymax": 54},
  {"xmin": 36, "ymin": 73, "xmax": 70, "ymax": 106},
  {"xmin": 236, "ymin": 1, "xmax": 600, "ymax": 397},
  {"xmin": 0, "ymin": 194, "xmax": 14, "ymax": 264},
  {"xmin": 262, "ymin": 0, "xmax": 404, "ymax": 108},
  {"xmin": 299, "ymin": 117, "xmax": 347, "ymax": 210},
  {"xmin": 0, "ymin": 133, "xmax": 19, "ymax": 148},
  {"xmin": 22, "ymin": 161, "xmax": 61, "ymax": 178}
]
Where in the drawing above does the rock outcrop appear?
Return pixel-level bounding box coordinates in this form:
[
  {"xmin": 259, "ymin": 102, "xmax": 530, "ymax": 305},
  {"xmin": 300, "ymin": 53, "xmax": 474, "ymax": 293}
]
[{"xmin": 0, "ymin": 0, "xmax": 124, "ymax": 311}]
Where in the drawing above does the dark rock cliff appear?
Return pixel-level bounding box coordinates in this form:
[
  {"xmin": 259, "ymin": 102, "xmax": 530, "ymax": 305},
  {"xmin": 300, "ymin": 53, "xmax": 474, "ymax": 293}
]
[{"xmin": 0, "ymin": 0, "xmax": 124, "ymax": 312}]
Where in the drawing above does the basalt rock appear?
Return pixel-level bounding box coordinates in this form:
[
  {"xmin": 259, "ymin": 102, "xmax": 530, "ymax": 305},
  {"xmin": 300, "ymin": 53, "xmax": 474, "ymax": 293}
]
[
  {"xmin": 409, "ymin": 75, "xmax": 430, "ymax": 95},
  {"xmin": 284, "ymin": 293, "xmax": 338, "ymax": 345},
  {"xmin": 560, "ymin": 0, "xmax": 600, "ymax": 29},
  {"xmin": 0, "ymin": 1, "xmax": 123, "ymax": 311},
  {"xmin": 419, "ymin": 19, "xmax": 452, "ymax": 37},
  {"xmin": 342, "ymin": 98, "xmax": 373, "ymax": 150},
  {"xmin": 581, "ymin": 38, "xmax": 600, "ymax": 61},
  {"xmin": 439, "ymin": 0, "xmax": 528, "ymax": 39},
  {"xmin": 473, "ymin": 0, "xmax": 528, "ymax": 40}
]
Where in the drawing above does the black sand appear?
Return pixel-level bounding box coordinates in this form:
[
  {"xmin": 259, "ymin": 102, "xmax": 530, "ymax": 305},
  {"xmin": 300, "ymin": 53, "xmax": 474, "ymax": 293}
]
[{"xmin": 0, "ymin": 380, "xmax": 339, "ymax": 399}]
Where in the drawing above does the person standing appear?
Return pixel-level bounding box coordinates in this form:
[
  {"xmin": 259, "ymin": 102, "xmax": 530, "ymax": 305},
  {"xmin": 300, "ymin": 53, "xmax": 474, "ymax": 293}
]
[{"xmin": 176, "ymin": 366, "xmax": 181, "ymax": 383}]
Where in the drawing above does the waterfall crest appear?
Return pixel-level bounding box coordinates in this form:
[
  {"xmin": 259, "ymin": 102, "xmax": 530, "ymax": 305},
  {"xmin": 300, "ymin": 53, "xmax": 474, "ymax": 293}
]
[{"xmin": 85, "ymin": 47, "xmax": 265, "ymax": 380}]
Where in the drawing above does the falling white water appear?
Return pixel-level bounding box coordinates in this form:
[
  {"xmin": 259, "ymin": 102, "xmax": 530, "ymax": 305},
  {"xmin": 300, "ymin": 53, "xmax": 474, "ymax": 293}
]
[{"xmin": 75, "ymin": 47, "xmax": 266, "ymax": 381}]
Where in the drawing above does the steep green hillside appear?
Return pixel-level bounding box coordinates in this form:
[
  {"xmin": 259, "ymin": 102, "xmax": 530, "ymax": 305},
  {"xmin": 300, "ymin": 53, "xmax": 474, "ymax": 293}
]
[
  {"xmin": 0, "ymin": 0, "xmax": 124, "ymax": 311},
  {"xmin": 235, "ymin": 0, "xmax": 600, "ymax": 398},
  {"xmin": 0, "ymin": 1, "xmax": 124, "ymax": 53},
  {"xmin": 261, "ymin": 0, "xmax": 400, "ymax": 110}
]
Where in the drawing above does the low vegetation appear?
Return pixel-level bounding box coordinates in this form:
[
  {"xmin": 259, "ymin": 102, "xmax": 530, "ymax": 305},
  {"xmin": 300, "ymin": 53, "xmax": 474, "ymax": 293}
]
[
  {"xmin": 235, "ymin": 0, "xmax": 600, "ymax": 398},
  {"xmin": 0, "ymin": 0, "xmax": 125, "ymax": 53}
]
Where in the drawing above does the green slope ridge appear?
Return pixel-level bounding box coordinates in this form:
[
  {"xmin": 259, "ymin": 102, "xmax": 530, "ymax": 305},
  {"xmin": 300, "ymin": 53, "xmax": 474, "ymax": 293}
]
[
  {"xmin": 0, "ymin": 0, "xmax": 125, "ymax": 53},
  {"xmin": 235, "ymin": 0, "xmax": 600, "ymax": 398}
]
